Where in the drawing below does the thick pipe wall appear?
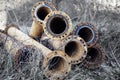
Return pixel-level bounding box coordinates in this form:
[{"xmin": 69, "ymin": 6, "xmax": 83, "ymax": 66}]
[
  {"xmin": 41, "ymin": 35, "xmax": 88, "ymax": 64},
  {"xmin": 43, "ymin": 11, "xmax": 72, "ymax": 40},
  {"xmin": 82, "ymin": 43, "xmax": 105, "ymax": 69},
  {"xmin": 73, "ymin": 23, "xmax": 98, "ymax": 48},
  {"xmin": 29, "ymin": 1, "xmax": 56, "ymax": 39},
  {"xmin": 60, "ymin": 35, "xmax": 88, "ymax": 64}
]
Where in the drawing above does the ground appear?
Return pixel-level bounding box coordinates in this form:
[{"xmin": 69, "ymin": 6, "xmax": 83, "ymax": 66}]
[{"xmin": 0, "ymin": 0, "xmax": 120, "ymax": 80}]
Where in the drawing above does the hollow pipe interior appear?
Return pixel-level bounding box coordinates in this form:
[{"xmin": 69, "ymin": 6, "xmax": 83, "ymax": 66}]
[
  {"xmin": 35, "ymin": 6, "xmax": 51, "ymax": 21},
  {"xmin": 86, "ymin": 48, "xmax": 99, "ymax": 62},
  {"xmin": 48, "ymin": 56, "xmax": 65, "ymax": 72},
  {"xmin": 75, "ymin": 25, "xmax": 95, "ymax": 44},
  {"xmin": 49, "ymin": 17, "xmax": 66, "ymax": 34}
]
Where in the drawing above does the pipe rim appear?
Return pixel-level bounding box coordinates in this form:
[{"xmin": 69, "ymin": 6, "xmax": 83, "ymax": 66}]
[
  {"xmin": 82, "ymin": 44, "xmax": 105, "ymax": 69},
  {"xmin": 75, "ymin": 26, "xmax": 95, "ymax": 44},
  {"xmin": 43, "ymin": 11, "xmax": 72, "ymax": 40},
  {"xmin": 73, "ymin": 23, "xmax": 98, "ymax": 48},
  {"xmin": 32, "ymin": 1, "xmax": 56, "ymax": 24},
  {"xmin": 62, "ymin": 35, "xmax": 88, "ymax": 64},
  {"xmin": 42, "ymin": 50, "xmax": 71, "ymax": 80}
]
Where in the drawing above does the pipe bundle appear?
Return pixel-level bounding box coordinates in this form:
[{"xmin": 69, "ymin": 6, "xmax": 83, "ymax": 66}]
[{"xmin": 0, "ymin": 1, "xmax": 106, "ymax": 80}]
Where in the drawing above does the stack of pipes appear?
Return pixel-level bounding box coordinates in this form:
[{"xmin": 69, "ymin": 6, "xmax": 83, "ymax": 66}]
[{"xmin": 0, "ymin": 1, "xmax": 105, "ymax": 80}]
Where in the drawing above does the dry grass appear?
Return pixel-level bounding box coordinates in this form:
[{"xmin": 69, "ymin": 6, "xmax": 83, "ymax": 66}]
[{"xmin": 0, "ymin": 0, "xmax": 120, "ymax": 80}]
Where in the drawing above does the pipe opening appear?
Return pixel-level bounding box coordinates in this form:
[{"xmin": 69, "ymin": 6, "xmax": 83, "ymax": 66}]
[
  {"xmin": 86, "ymin": 48, "xmax": 99, "ymax": 62},
  {"xmin": 48, "ymin": 56, "xmax": 66, "ymax": 72},
  {"xmin": 50, "ymin": 17, "xmax": 66, "ymax": 34},
  {"xmin": 65, "ymin": 41, "xmax": 83, "ymax": 58},
  {"xmin": 37, "ymin": 6, "xmax": 51, "ymax": 21},
  {"xmin": 77, "ymin": 27, "xmax": 93, "ymax": 42}
]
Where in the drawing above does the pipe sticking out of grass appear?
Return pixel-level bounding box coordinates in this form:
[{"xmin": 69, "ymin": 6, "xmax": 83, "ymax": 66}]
[{"xmin": 29, "ymin": 1, "xmax": 56, "ymax": 39}]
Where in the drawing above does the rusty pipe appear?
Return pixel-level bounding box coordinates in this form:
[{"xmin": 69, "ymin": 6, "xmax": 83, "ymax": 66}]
[
  {"xmin": 73, "ymin": 23, "xmax": 98, "ymax": 48},
  {"xmin": 43, "ymin": 50, "xmax": 71, "ymax": 80},
  {"xmin": 41, "ymin": 35, "xmax": 88, "ymax": 64},
  {"xmin": 29, "ymin": 1, "xmax": 56, "ymax": 39},
  {"xmin": 5, "ymin": 24, "xmax": 71, "ymax": 79},
  {"xmin": 82, "ymin": 43, "xmax": 105, "ymax": 69},
  {"xmin": 43, "ymin": 11, "xmax": 72, "ymax": 40},
  {"xmin": 60, "ymin": 35, "xmax": 88, "ymax": 64}
]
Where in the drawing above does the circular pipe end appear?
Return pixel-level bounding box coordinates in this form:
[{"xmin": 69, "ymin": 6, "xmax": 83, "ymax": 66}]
[
  {"xmin": 73, "ymin": 23, "xmax": 98, "ymax": 48},
  {"xmin": 5, "ymin": 24, "xmax": 19, "ymax": 34},
  {"xmin": 15, "ymin": 45, "xmax": 42, "ymax": 67},
  {"xmin": 62, "ymin": 35, "xmax": 88, "ymax": 64},
  {"xmin": 32, "ymin": 1, "xmax": 56, "ymax": 24},
  {"xmin": 43, "ymin": 11, "xmax": 72, "ymax": 40},
  {"xmin": 82, "ymin": 44, "xmax": 105, "ymax": 69},
  {"xmin": 42, "ymin": 50, "xmax": 71, "ymax": 80}
]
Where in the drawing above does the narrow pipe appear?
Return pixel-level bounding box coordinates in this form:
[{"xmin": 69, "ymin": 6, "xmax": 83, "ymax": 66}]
[
  {"xmin": 29, "ymin": 1, "xmax": 56, "ymax": 39},
  {"xmin": 60, "ymin": 35, "xmax": 88, "ymax": 64},
  {"xmin": 40, "ymin": 33, "xmax": 62, "ymax": 50},
  {"xmin": 5, "ymin": 24, "xmax": 71, "ymax": 79},
  {"xmin": 43, "ymin": 11, "xmax": 72, "ymax": 40},
  {"xmin": 48, "ymin": 39, "xmax": 62, "ymax": 50},
  {"xmin": 73, "ymin": 23, "xmax": 98, "ymax": 48},
  {"xmin": 82, "ymin": 44, "xmax": 105, "ymax": 69}
]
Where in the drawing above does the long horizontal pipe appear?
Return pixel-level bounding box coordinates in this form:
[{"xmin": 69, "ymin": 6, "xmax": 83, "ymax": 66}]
[
  {"xmin": 29, "ymin": 1, "xmax": 56, "ymax": 39},
  {"xmin": 4, "ymin": 24, "xmax": 71, "ymax": 80}
]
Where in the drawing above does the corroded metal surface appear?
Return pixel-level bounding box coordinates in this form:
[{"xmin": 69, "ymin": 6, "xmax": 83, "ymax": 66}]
[
  {"xmin": 60, "ymin": 35, "xmax": 88, "ymax": 64},
  {"xmin": 73, "ymin": 23, "xmax": 98, "ymax": 48},
  {"xmin": 82, "ymin": 43, "xmax": 105, "ymax": 69},
  {"xmin": 43, "ymin": 50, "xmax": 71, "ymax": 80},
  {"xmin": 30, "ymin": 1, "xmax": 56, "ymax": 39},
  {"xmin": 0, "ymin": 1, "xmax": 107, "ymax": 79},
  {"xmin": 43, "ymin": 11, "xmax": 72, "ymax": 40}
]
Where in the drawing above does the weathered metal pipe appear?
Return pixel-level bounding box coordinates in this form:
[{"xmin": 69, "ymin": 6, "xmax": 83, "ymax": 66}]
[
  {"xmin": 73, "ymin": 23, "xmax": 98, "ymax": 48},
  {"xmin": 43, "ymin": 11, "xmax": 72, "ymax": 40},
  {"xmin": 5, "ymin": 24, "xmax": 71, "ymax": 80},
  {"xmin": 29, "ymin": 1, "xmax": 56, "ymax": 39},
  {"xmin": 82, "ymin": 44, "xmax": 105, "ymax": 69},
  {"xmin": 41, "ymin": 35, "xmax": 88, "ymax": 64},
  {"xmin": 60, "ymin": 35, "xmax": 88, "ymax": 64},
  {"xmin": 43, "ymin": 50, "xmax": 71, "ymax": 80}
]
